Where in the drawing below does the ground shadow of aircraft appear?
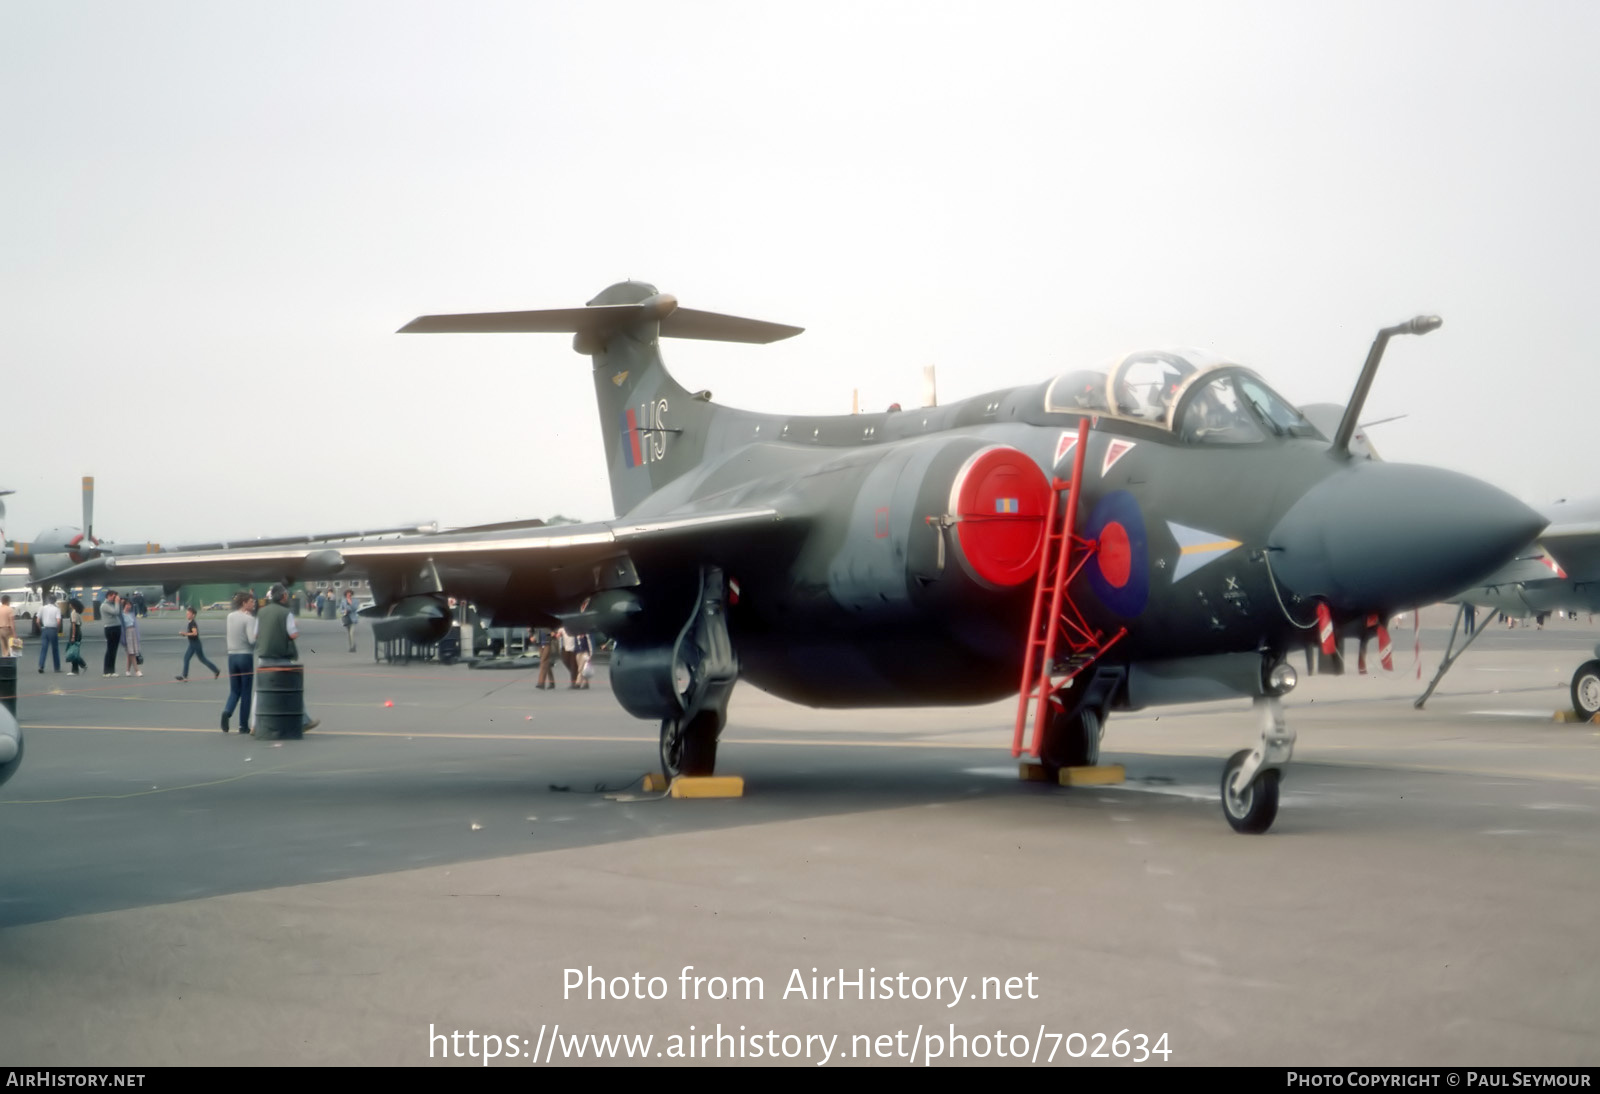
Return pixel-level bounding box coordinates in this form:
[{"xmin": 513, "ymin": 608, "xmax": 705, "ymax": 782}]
[
  {"xmin": 1417, "ymin": 494, "xmax": 1600, "ymax": 719},
  {"xmin": 43, "ymin": 283, "xmax": 1546, "ymax": 830}
]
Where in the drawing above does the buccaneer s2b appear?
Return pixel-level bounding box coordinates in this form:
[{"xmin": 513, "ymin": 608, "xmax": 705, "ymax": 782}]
[{"xmin": 51, "ymin": 283, "xmax": 1544, "ymax": 832}]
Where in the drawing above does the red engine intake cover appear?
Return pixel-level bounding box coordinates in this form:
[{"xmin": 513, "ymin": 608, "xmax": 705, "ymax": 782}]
[{"xmin": 946, "ymin": 445, "xmax": 1052, "ymax": 588}]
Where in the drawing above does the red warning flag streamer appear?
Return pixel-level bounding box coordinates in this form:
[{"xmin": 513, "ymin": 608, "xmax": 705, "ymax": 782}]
[
  {"xmin": 1378, "ymin": 618, "xmax": 1393, "ymax": 672},
  {"xmin": 1317, "ymin": 602, "xmax": 1336, "ymax": 655},
  {"xmin": 1414, "ymin": 608, "xmax": 1421, "ymax": 679}
]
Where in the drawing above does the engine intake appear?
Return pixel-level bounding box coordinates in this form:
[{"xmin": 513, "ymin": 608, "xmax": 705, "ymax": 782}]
[{"xmin": 941, "ymin": 444, "xmax": 1053, "ymax": 589}]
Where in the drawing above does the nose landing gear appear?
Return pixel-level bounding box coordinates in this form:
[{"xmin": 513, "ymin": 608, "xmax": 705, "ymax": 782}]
[{"xmin": 1220, "ymin": 695, "xmax": 1295, "ymax": 834}]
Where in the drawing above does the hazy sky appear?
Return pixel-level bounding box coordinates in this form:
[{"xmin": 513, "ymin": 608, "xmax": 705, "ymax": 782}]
[{"xmin": 4, "ymin": 1, "xmax": 1597, "ymax": 546}]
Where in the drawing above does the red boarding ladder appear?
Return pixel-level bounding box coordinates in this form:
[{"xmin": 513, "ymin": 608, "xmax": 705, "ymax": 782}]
[{"xmin": 1011, "ymin": 416, "xmax": 1128, "ymax": 760}]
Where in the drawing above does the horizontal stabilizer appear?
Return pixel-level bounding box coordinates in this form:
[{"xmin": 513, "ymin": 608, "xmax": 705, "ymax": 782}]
[
  {"xmin": 400, "ymin": 306, "xmax": 625, "ymax": 335},
  {"xmin": 661, "ymin": 308, "xmax": 803, "ymax": 344},
  {"xmin": 400, "ymin": 302, "xmax": 802, "ymax": 345}
]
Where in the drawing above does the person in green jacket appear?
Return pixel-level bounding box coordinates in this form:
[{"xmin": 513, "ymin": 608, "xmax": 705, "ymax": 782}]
[{"xmin": 256, "ymin": 583, "xmax": 320, "ymax": 733}]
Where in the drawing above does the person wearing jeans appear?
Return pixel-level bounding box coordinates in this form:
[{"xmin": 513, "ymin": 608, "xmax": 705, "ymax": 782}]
[
  {"xmin": 37, "ymin": 598, "xmax": 61, "ymax": 673},
  {"xmin": 176, "ymin": 606, "xmax": 220, "ymax": 681},
  {"xmin": 221, "ymin": 591, "xmax": 257, "ymax": 734}
]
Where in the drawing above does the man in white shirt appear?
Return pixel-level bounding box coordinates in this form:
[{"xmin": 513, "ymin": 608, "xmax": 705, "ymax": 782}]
[{"xmin": 36, "ymin": 598, "xmax": 62, "ymax": 673}]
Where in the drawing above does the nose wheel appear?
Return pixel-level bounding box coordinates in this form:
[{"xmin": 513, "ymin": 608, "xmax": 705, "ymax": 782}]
[
  {"xmin": 1221, "ymin": 749, "xmax": 1280, "ymax": 833},
  {"xmin": 1219, "ymin": 695, "xmax": 1294, "ymax": 834}
]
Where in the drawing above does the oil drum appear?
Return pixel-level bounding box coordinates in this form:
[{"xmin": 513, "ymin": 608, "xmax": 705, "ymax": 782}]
[{"xmin": 255, "ymin": 662, "xmax": 305, "ymax": 740}]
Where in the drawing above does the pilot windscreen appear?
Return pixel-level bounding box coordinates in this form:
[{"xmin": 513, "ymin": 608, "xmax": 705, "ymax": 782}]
[
  {"xmin": 1181, "ymin": 377, "xmax": 1263, "ymax": 444},
  {"xmin": 1236, "ymin": 376, "xmax": 1317, "ymax": 438}
]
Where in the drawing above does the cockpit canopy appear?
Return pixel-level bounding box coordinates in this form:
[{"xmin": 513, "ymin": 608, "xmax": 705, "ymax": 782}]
[{"xmin": 1044, "ymin": 350, "xmax": 1323, "ymax": 445}]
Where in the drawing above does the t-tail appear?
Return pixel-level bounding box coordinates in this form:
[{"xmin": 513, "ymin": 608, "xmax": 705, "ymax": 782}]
[{"xmin": 400, "ymin": 281, "xmax": 802, "ymax": 515}]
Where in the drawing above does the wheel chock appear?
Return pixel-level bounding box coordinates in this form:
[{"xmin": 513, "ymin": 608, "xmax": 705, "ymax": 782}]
[
  {"xmin": 642, "ymin": 772, "xmax": 671, "ymax": 792},
  {"xmin": 1552, "ymin": 711, "xmax": 1598, "ymax": 724},
  {"xmin": 1017, "ymin": 763, "xmax": 1127, "ymax": 786},
  {"xmin": 1058, "ymin": 765, "xmax": 1125, "ymax": 787},
  {"xmin": 669, "ymin": 775, "xmax": 745, "ymax": 799}
]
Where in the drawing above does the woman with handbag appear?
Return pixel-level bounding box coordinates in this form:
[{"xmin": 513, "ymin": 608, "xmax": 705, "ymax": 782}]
[
  {"xmin": 122, "ymin": 596, "xmax": 143, "ymax": 676},
  {"xmin": 64, "ymin": 599, "xmax": 87, "ymax": 675}
]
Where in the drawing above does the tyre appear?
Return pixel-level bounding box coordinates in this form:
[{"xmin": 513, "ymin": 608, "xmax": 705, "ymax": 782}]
[
  {"xmin": 1042, "ymin": 708, "xmax": 1101, "ymax": 771},
  {"xmin": 1221, "ymin": 748, "xmax": 1280, "ymax": 834},
  {"xmin": 1573, "ymin": 660, "xmax": 1600, "ymax": 721},
  {"xmin": 659, "ymin": 710, "xmax": 720, "ymax": 778}
]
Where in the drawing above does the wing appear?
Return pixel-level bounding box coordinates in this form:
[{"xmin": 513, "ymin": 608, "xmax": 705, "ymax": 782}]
[
  {"xmin": 1539, "ymin": 517, "xmax": 1600, "ymax": 581},
  {"xmin": 1468, "ymin": 549, "xmax": 1573, "ymax": 589},
  {"xmin": 156, "ymin": 521, "xmax": 442, "ymax": 553},
  {"xmin": 44, "ymin": 507, "xmax": 799, "ymax": 626},
  {"xmin": 1462, "ymin": 512, "xmax": 1600, "ymax": 597}
]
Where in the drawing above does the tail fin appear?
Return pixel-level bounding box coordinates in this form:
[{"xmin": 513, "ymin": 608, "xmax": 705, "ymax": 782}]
[{"xmin": 401, "ymin": 281, "xmax": 802, "ymax": 515}]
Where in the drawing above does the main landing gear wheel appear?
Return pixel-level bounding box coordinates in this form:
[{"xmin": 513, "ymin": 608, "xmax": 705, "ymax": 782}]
[
  {"xmin": 1574, "ymin": 661, "xmax": 1600, "ymax": 722},
  {"xmin": 1042, "ymin": 708, "xmax": 1101, "ymax": 773},
  {"xmin": 659, "ymin": 710, "xmax": 720, "ymax": 780},
  {"xmin": 1221, "ymin": 749, "xmax": 1280, "ymax": 834}
]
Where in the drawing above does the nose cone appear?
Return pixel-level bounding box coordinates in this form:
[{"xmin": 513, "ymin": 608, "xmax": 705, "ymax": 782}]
[{"xmin": 1268, "ymin": 463, "xmax": 1547, "ymax": 614}]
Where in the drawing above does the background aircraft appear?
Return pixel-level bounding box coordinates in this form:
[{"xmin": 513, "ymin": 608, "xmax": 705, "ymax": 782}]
[
  {"xmin": 2, "ymin": 477, "xmax": 126, "ymax": 583},
  {"xmin": 1417, "ymin": 495, "xmax": 1600, "ymax": 719},
  {"xmin": 0, "ymin": 477, "xmax": 173, "ymax": 612},
  {"xmin": 48, "ymin": 283, "xmax": 1545, "ymax": 833}
]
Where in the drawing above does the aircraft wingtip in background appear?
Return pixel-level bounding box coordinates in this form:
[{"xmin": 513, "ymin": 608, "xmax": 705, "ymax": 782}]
[{"xmin": 1425, "ymin": 492, "xmax": 1600, "ymax": 719}]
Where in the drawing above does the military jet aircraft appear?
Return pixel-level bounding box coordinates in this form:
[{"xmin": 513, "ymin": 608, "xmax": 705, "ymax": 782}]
[
  {"xmin": 1417, "ymin": 495, "xmax": 1600, "ymax": 719},
  {"xmin": 47, "ymin": 282, "xmax": 1546, "ymax": 832}
]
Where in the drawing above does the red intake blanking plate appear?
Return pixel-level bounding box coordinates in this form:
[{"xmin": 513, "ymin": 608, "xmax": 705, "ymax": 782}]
[{"xmin": 949, "ymin": 446, "xmax": 1051, "ymax": 588}]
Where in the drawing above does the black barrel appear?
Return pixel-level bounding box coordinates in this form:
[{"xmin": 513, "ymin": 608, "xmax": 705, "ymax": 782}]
[
  {"xmin": 0, "ymin": 658, "xmax": 15, "ymax": 719},
  {"xmin": 255, "ymin": 662, "xmax": 305, "ymax": 740}
]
